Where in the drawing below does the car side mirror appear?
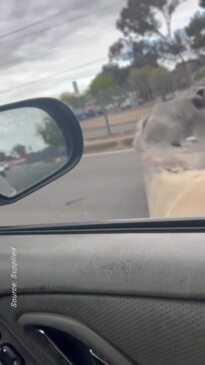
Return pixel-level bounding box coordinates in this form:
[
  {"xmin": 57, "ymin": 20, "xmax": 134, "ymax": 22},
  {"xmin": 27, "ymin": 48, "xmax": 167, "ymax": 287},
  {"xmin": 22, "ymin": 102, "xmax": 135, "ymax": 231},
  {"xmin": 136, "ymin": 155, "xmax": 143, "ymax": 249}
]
[{"xmin": 0, "ymin": 97, "xmax": 83, "ymax": 205}]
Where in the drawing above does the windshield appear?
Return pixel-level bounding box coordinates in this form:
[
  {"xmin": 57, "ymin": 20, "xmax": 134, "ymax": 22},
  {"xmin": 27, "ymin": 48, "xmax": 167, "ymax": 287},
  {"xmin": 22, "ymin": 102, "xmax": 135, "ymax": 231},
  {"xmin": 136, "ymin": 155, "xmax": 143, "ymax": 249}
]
[{"xmin": 0, "ymin": 0, "xmax": 204, "ymax": 225}]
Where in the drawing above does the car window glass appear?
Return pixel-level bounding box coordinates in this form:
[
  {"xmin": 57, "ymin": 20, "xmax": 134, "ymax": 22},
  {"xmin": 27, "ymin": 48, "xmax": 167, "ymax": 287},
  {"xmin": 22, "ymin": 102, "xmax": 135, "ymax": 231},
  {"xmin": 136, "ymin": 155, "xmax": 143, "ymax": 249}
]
[{"xmin": 0, "ymin": 0, "xmax": 204, "ymax": 225}]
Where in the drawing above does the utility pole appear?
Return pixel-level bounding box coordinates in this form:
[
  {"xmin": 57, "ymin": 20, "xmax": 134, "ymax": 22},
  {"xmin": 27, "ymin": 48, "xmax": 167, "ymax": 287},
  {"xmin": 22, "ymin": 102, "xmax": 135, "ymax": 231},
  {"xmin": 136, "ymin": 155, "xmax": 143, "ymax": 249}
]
[
  {"xmin": 98, "ymin": 90, "xmax": 111, "ymax": 136},
  {"xmin": 72, "ymin": 81, "xmax": 81, "ymax": 108}
]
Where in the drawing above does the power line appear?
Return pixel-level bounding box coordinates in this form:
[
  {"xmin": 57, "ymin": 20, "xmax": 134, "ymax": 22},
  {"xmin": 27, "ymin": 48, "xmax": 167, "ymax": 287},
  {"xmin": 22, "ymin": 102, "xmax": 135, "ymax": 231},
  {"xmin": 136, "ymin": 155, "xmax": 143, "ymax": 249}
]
[
  {"xmin": 0, "ymin": 22, "xmax": 113, "ymax": 87},
  {"xmin": 0, "ymin": 3, "xmax": 118, "ymax": 42},
  {"xmin": 0, "ymin": 7, "xmax": 71, "ymax": 40},
  {"xmin": 0, "ymin": 13, "xmax": 88, "ymax": 43},
  {"xmin": 20, "ymin": 26, "xmax": 112, "ymax": 63},
  {"xmin": 0, "ymin": 2, "xmax": 121, "ymax": 93},
  {"xmin": 0, "ymin": 56, "xmax": 107, "ymax": 94},
  {"xmin": 0, "ymin": 21, "xmax": 114, "ymax": 83}
]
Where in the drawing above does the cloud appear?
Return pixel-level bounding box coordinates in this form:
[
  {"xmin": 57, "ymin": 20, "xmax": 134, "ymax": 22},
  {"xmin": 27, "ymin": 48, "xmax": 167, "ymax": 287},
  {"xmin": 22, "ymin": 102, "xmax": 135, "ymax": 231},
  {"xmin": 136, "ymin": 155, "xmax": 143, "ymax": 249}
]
[
  {"xmin": 0, "ymin": 0, "xmax": 124, "ymax": 66},
  {"xmin": 0, "ymin": 0, "xmax": 126, "ymax": 102},
  {"xmin": 0, "ymin": 0, "xmax": 200, "ymax": 103}
]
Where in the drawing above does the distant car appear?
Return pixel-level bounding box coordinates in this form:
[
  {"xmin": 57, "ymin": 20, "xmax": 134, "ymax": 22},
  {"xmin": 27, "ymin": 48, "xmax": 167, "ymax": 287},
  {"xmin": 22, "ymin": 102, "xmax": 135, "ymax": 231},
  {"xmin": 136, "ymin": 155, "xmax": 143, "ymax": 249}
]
[
  {"xmin": 74, "ymin": 109, "xmax": 89, "ymax": 121},
  {"xmin": 95, "ymin": 107, "xmax": 104, "ymax": 116},
  {"xmin": 3, "ymin": 161, "xmax": 10, "ymax": 171},
  {"xmin": 120, "ymin": 98, "xmax": 131, "ymax": 110},
  {"xmin": 106, "ymin": 103, "xmax": 118, "ymax": 112},
  {"xmin": 74, "ymin": 108, "xmax": 95, "ymax": 121},
  {"xmin": 0, "ymin": 162, "xmax": 6, "ymax": 177},
  {"xmin": 74, "ymin": 107, "xmax": 105, "ymax": 120},
  {"xmin": 87, "ymin": 109, "xmax": 96, "ymax": 118},
  {"xmin": 136, "ymin": 98, "xmax": 144, "ymax": 106}
]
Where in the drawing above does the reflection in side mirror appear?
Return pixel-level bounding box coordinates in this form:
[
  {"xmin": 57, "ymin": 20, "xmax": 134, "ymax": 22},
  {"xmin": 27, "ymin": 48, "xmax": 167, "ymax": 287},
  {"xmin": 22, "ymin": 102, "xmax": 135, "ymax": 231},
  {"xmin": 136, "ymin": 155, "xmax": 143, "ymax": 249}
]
[
  {"xmin": 0, "ymin": 111, "xmax": 67, "ymax": 197},
  {"xmin": 0, "ymin": 98, "xmax": 83, "ymax": 205}
]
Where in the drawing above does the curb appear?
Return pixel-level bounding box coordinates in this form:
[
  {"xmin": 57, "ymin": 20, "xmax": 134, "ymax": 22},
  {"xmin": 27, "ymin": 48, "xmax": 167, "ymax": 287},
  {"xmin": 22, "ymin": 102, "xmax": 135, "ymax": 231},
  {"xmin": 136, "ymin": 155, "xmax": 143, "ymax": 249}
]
[{"xmin": 84, "ymin": 136, "xmax": 134, "ymax": 154}]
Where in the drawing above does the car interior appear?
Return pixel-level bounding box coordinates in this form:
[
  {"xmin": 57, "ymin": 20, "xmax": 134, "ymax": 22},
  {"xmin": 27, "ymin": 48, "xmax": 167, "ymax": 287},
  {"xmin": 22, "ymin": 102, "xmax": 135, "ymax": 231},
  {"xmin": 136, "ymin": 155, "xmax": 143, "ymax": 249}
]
[
  {"xmin": 0, "ymin": 0, "xmax": 205, "ymax": 365},
  {"xmin": 0, "ymin": 97, "xmax": 203, "ymax": 365},
  {"xmin": 0, "ymin": 221, "xmax": 205, "ymax": 365}
]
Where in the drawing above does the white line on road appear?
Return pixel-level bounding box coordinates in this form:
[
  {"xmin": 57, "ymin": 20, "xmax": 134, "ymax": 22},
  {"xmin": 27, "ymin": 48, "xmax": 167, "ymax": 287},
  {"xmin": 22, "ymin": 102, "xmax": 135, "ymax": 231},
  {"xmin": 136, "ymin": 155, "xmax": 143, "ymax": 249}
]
[{"xmin": 83, "ymin": 148, "xmax": 134, "ymax": 158}]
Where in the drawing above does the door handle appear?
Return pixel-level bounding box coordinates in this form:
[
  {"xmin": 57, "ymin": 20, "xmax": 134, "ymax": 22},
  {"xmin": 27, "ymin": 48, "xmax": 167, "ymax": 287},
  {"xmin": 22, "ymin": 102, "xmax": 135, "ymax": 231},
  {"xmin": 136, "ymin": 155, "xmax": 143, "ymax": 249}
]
[
  {"xmin": 18, "ymin": 313, "xmax": 134, "ymax": 365},
  {"xmin": 35, "ymin": 329, "xmax": 74, "ymax": 365}
]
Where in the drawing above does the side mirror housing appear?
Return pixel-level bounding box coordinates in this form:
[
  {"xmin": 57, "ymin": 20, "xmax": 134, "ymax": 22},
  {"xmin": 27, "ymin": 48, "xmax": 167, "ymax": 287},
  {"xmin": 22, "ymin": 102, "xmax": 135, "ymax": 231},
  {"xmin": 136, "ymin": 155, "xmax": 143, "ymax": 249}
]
[{"xmin": 0, "ymin": 97, "xmax": 83, "ymax": 205}]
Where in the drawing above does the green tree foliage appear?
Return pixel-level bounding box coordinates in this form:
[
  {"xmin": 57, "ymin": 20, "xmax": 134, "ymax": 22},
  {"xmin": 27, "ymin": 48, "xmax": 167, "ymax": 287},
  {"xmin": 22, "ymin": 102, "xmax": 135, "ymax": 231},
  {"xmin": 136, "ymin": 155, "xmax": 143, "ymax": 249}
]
[
  {"xmin": 129, "ymin": 66, "xmax": 153, "ymax": 83},
  {"xmin": 117, "ymin": 0, "xmax": 185, "ymax": 38},
  {"xmin": 129, "ymin": 65, "xmax": 170, "ymax": 99},
  {"xmin": 102, "ymin": 64, "xmax": 130, "ymax": 85},
  {"xmin": 12, "ymin": 145, "xmax": 26, "ymax": 156},
  {"xmin": 38, "ymin": 118, "xmax": 64, "ymax": 147},
  {"xmin": 109, "ymin": 39, "xmax": 159, "ymax": 67},
  {"xmin": 0, "ymin": 152, "xmax": 6, "ymax": 161},
  {"xmin": 60, "ymin": 92, "xmax": 83, "ymax": 109},
  {"xmin": 116, "ymin": 0, "xmax": 187, "ymax": 62},
  {"xmin": 151, "ymin": 65, "xmax": 169, "ymax": 77},
  {"xmin": 89, "ymin": 72, "xmax": 117, "ymax": 95},
  {"xmin": 109, "ymin": 40, "xmax": 124, "ymax": 63},
  {"xmin": 186, "ymin": 13, "xmax": 205, "ymax": 53},
  {"xmin": 200, "ymin": 0, "xmax": 205, "ymax": 8},
  {"xmin": 157, "ymin": 31, "xmax": 186, "ymax": 61},
  {"xmin": 129, "ymin": 65, "xmax": 168, "ymax": 83},
  {"xmin": 133, "ymin": 41, "xmax": 159, "ymax": 67},
  {"xmin": 194, "ymin": 67, "xmax": 205, "ymax": 80}
]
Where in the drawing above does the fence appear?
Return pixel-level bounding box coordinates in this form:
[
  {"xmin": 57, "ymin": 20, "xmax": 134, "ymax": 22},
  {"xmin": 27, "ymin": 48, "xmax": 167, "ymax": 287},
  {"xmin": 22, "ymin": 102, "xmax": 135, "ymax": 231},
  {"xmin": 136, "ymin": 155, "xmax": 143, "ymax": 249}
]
[{"xmin": 78, "ymin": 68, "xmax": 191, "ymax": 142}]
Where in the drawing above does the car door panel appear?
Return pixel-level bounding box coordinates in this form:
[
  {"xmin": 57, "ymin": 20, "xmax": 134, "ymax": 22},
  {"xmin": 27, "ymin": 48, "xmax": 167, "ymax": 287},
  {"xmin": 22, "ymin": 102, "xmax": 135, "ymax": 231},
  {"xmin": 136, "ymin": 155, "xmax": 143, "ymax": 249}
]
[
  {"xmin": 0, "ymin": 233, "xmax": 204, "ymax": 298},
  {"xmin": 0, "ymin": 232, "xmax": 204, "ymax": 365},
  {"xmin": 0, "ymin": 294, "xmax": 205, "ymax": 364}
]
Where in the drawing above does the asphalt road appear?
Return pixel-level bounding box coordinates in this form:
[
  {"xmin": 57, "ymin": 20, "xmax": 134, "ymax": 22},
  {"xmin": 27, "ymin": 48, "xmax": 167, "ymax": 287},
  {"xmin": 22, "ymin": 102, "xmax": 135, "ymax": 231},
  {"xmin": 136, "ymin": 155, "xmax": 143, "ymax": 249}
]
[
  {"xmin": 6, "ymin": 160, "xmax": 65, "ymax": 193},
  {"xmin": 0, "ymin": 149, "xmax": 149, "ymax": 226}
]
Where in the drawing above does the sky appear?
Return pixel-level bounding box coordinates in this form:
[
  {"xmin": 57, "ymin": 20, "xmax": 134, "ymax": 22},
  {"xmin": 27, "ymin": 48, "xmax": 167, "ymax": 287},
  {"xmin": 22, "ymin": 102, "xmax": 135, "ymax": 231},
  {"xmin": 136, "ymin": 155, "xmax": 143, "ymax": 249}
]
[
  {"xmin": 0, "ymin": 0, "xmax": 200, "ymax": 104},
  {"xmin": 0, "ymin": 108, "xmax": 55, "ymax": 153}
]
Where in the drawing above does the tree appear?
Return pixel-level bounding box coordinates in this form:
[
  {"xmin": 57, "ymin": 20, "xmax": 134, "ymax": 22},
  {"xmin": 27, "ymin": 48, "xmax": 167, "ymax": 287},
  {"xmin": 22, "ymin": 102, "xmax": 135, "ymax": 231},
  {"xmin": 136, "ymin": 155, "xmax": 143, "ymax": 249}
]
[
  {"xmin": 109, "ymin": 39, "xmax": 159, "ymax": 67},
  {"xmin": 129, "ymin": 65, "xmax": 168, "ymax": 82},
  {"xmin": 89, "ymin": 72, "xmax": 117, "ymax": 95},
  {"xmin": 109, "ymin": 40, "xmax": 125, "ymax": 63},
  {"xmin": 128, "ymin": 66, "xmax": 154, "ymax": 83},
  {"xmin": 200, "ymin": 0, "xmax": 205, "ymax": 8},
  {"xmin": 186, "ymin": 13, "xmax": 205, "ymax": 54},
  {"xmin": 117, "ymin": 0, "xmax": 185, "ymax": 39},
  {"xmin": 194, "ymin": 67, "xmax": 205, "ymax": 80},
  {"xmin": 102, "ymin": 64, "xmax": 130, "ymax": 85},
  {"xmin": 12, "ymin": 145, "xmax": 26, "ymax": 156},
  {"xmin": 38, "ymin": 118, "xmax": 64, "ymax": 147},
  {"xmin": 157, "ymin": 31, "xmax": 187, "ymax": 61},
  {"xmin": 116, "ymin": 0, "xmax": 187, "ymax": 62},
  {"xmin": 0, "ymin": 151, "xmax": 6, "ymax": 161},
  {"xmin": 60, "ymin": 92, "xmax": 83, "ymax": 109},
  {"xmin": 151, "ymin": 65, "xmax": 169, "ymax": 77},
  {"xmin": 128, "ymin": 65, "xmax": 170, "ymax": 99}
]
